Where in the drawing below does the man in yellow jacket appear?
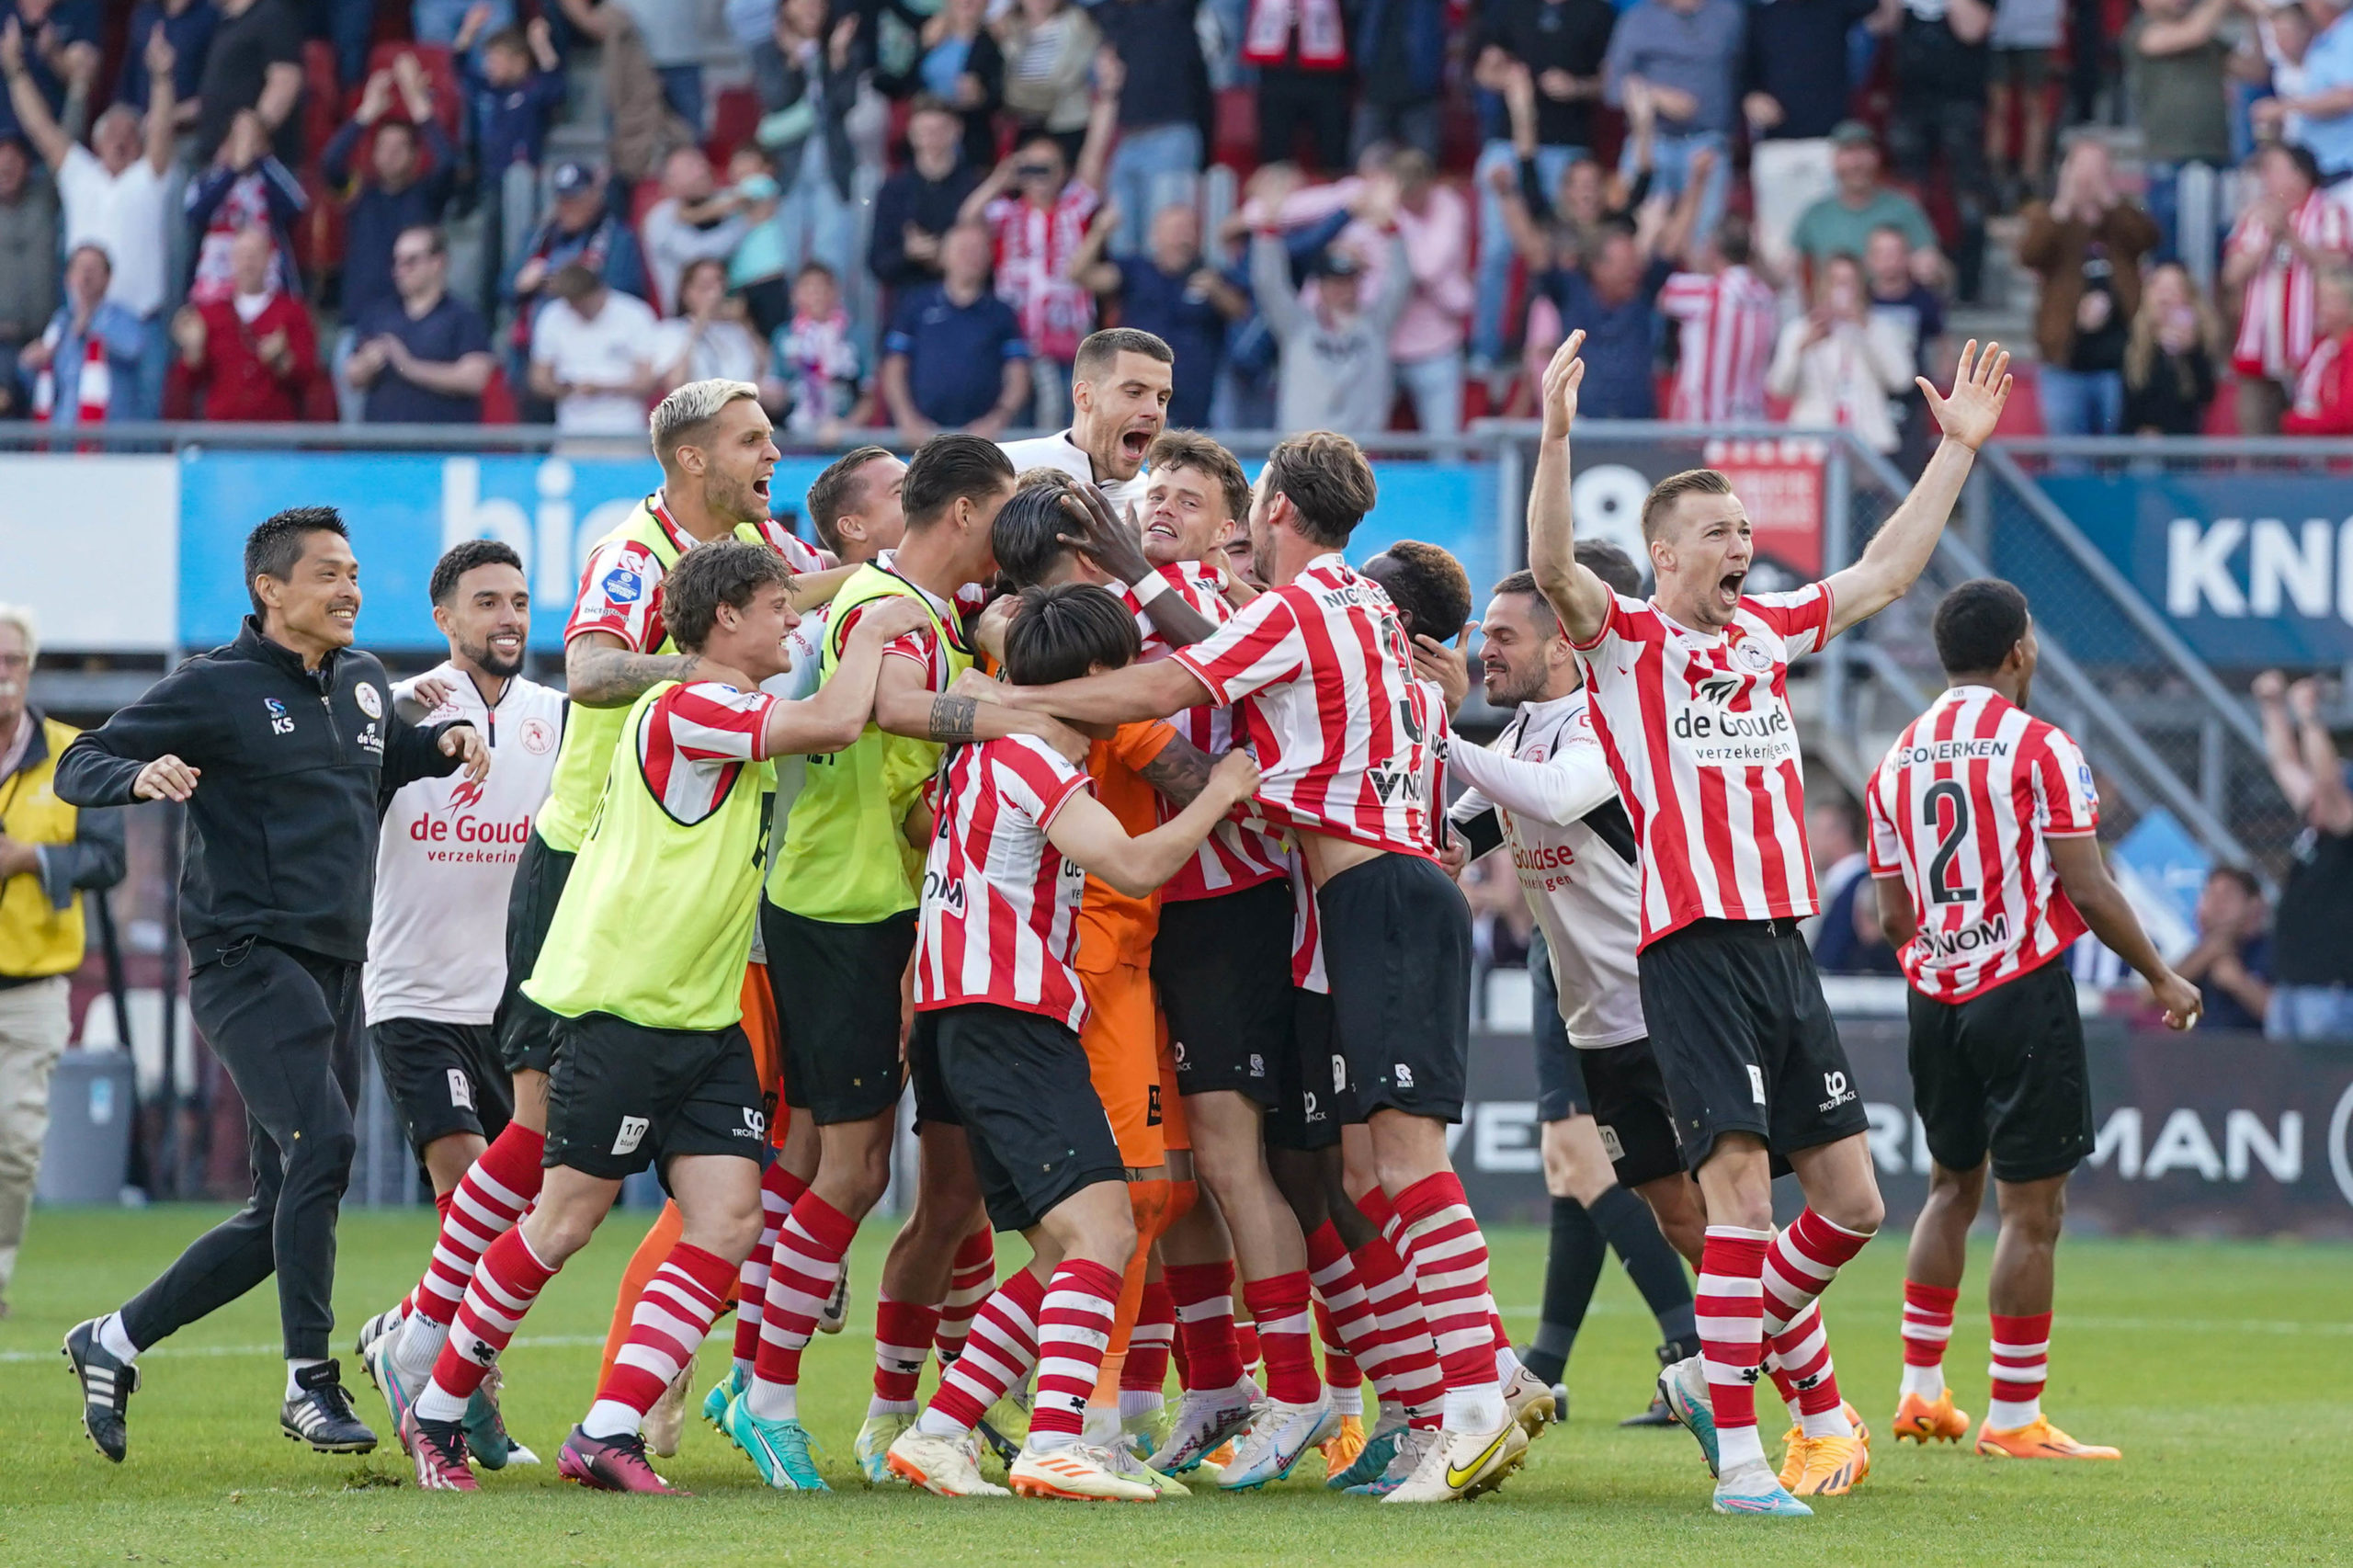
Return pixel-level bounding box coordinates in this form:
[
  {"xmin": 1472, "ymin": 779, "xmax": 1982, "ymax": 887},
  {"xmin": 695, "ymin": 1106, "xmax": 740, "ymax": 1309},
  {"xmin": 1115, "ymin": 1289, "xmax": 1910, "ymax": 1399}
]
[{"xmin": 0, "ymin": 604, "xmax": 126, "ymax": 1319}]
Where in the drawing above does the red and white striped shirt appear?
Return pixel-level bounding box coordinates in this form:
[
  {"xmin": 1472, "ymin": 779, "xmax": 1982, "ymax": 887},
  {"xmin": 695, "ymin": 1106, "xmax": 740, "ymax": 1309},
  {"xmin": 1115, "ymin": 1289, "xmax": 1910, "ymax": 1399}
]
[
  {"xmin": 566, "ymin": 494, "xmax": 825, "ymax": 652},
  {"xmin": 1174, "ymin": 554, "xmax": 1440, "ymax": 859},
  {"xmin": 2230, "ymin": 190, "xmax": 2353, "ymax": 381},
  {"xmin": 985, "ymin": 183, "xmax": 1100, "ymax": 363},
  {"xmin": 1657, "ymin": 264, "xmax": 1779, "ymax": 423},
  {"xmin": 1573, "ymin": 585, "xmax": 1836, "ymax": 948},
  {"xmin": 915, "ymin": 733, "xmax": 1095, "ymax": 1029},
  {"xmin": 1121, "ymin": 562, "xmax": 1289, "ymax": 902},
  {"xmin": 637, "ymin": 682, "xmax": 778, "ymax": 823},
  {"xmin": 1864, "ymin": 685, "xmax": 2098, "ymax": 1004}
]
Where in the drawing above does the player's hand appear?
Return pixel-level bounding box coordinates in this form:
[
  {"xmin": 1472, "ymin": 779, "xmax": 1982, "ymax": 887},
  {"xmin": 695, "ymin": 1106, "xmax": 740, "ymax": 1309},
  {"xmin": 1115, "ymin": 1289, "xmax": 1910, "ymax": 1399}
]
[
  {"xmin": 853, "ymin": 597, "xmax": 932, "ymax": 645},
  {"xmin": 974, "ymin": 593, "xmax": 1017, "ymax": 663},
  {"xmin": 1920, "ymin": 338, "xmax": 2013, "ymax": 452},
  {"xmin": 1210, "ymin": 746, "xmax": 1261, "ymax": 805},
  {"xmin": 2287, "ymin": 676, "xmax": 2325, "ymax": 723},
  {"xmin": 2151, "ymin": 970, "xmax": 2202, "ymax": 1030},
  {"xmin": 133, "ymin": 755, "xmax": 199, "ymax": 802},
  {"xmin": 405, "ymin": 674, "xmax": 458, "ymax": 716},
  {"xmin": 1540, "ymin": 329, "xmax": 1586, "ymax": 441},
  {"xmin": 1438, "ymin": 828, "xmax": 1469, "ymax": 880},
  {"xmin": 2252, "ymin": 668, "xmax": 2288, "ymax": 706},
  {"xmin": 1055, "ymin": 485, "xmax": 1151, "ymax": 587},
  {"xmin": 1033, "ymin": 715, "xmax": 1091, "ymax": 765},
  {"xmin": 1413, "ymin": 625, "xmax": 1474, "ymax": 718},
  {"xmin": 143, "ymin": 21, "xmax": 174, "ymax": 78},
  {"xmin": 950, "ymin": 666, "xmax": 1006, "ymax": 703},
  {"xmin": 441, "ymin": 724, "xmax": 491, "ymax": 782}
]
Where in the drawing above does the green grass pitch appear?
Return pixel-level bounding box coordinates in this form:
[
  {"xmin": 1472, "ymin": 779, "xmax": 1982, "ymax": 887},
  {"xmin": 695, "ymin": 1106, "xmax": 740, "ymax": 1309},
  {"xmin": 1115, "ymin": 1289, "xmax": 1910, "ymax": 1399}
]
[{"xmin": 3, "ymin": 1207, "xmax": 2347, "ymax": 1566}]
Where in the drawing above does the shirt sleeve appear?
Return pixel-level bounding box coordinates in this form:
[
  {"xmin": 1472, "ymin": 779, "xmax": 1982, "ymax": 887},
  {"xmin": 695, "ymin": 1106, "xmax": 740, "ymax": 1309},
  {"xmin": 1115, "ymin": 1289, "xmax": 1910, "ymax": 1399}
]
[
  {"xmin": 1568, "ymin": 590, "xmax": 1637, "ymax": 654},
  {"xmin": 1656, "ymin": 272, "xmax": 1712, "ymax": 322},
  {"xmin": 1108, "ymin": 719, "xmax": 1177, "ymax": 774},
  {"xmin": 2032, "ymin": 725, "xmax": 2101, "ymax": 836},
  {"xmin": 1864, "ymin": 766, "xmax": 1904, "ymax": 876},
  {"xmin": 1171, "ymin": 586, "xmax": 1306, "ymax": 704},
  {"xmin": 564, "ymin": 538, "xmax": 666, "ymax": 649},
  {"xmin": 995, "ymin": 736, "xmax": 1093, "ymax": 829},
  {"xmin": 884, "ymin": 293, "xmax": 921, "ymax": 357},
  {"xmin": 1743, "ymin": 580, "xmax": 1836, "ymax": 658},
  {"xmin": 661, "ymin": 682, "xmax": 781, "ymax": 764},
  {"xmin": 1444, "ymin": 725, "xmax": 1621, "ymax": 828}
]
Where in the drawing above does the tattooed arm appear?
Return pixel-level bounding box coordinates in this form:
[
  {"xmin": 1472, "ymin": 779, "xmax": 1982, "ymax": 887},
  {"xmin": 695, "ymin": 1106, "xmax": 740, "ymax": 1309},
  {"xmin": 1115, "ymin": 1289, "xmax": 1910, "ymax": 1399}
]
[
  {"xmin": 870, "ymin": 654, "xmax": 1086, "ymax": 758},
  {"xmin": 1135, "ymin": 733, "xmax": 1218, "ymax": 807},
  {"xmin": 564, "ymin": 631, "xmax": 752, "ymax": 708}
]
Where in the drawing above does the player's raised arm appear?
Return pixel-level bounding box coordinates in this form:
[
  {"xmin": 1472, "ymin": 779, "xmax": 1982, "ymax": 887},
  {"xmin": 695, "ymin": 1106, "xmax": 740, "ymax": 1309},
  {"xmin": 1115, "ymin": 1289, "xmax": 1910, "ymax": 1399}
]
[
  {"xmin": 762, "ymin": 597, "xmax": 933, "ymax": 756},
  {"xmin": 1045, "ymin": 749, "xmax": 1261, "ymax": 898},
  {"xmin": 1820, "ymin": 339, "xmax": 2013, "ymax": 642},
  {"xmin": 1525, "ymin": 331, "xmax": 1616, "ymax": 646}
]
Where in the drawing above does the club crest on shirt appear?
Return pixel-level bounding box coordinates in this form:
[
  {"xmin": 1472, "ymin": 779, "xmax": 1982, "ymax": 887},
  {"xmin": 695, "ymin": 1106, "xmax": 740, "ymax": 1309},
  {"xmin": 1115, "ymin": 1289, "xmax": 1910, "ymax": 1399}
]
[
  {"xmin": 355, "ymin": 682, "xmax": 382, "ymax": 719},
  {"xmin": 518, "ymin": 717, "xmax": 557, "ymax": 756},
  {"xmin": 1732, "ymin": 638, "xmax": 1775, "ymax": 674}
]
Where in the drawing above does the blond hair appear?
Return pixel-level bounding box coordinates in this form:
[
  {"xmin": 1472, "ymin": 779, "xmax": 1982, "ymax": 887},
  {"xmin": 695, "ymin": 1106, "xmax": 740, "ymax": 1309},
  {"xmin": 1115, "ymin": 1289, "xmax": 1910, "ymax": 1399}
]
[
  {"xmin": 1640, "ymin": 469, "xmax": 1735, "ymax": 542},
  {"xmin": 649, "ymin": 379, "xmax": 761, "ymax": 464},
  {"xmin": 2122, "ymin": 263, "xmax": 2224, "ymax": 400},
  {"xmin": 0, "ymin": 603, "xmax": 37, "ymax": 659}
]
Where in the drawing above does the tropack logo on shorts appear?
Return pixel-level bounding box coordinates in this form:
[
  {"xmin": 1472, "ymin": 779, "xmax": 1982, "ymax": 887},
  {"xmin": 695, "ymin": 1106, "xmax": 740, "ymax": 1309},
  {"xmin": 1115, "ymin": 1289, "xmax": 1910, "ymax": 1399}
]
[
  {"xmin": 1395, "ymin": 1063, "xmax": 1415, "ymax": 1090},
  {"xmin": 1248, "ymin": 1053, "xmax": 1266, "ymax": 1077},
  {"xmin": 735, "ymin": 1107, "xmax": 767, "ymax": 1140},
  {"xmin": 446, "ymin": 1069, "xmax": 473, "ymax": 1111},
  {"xmin": 1820, "ymin": 1070, "xmax": 1857, "ymax": 1113},
  {"xmin": 611, "ymin": 1115, "xmax": 649, "ymax": 1156}
]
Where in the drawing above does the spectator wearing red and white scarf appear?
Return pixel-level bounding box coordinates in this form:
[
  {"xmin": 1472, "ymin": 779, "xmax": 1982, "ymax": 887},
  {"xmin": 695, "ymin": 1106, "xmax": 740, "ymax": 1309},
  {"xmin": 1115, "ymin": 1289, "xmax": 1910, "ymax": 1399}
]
[
  {"xmin": 2224, "ymin": 141, "xmax": 2353, "ymax": 433},
  {"xmin": 2283, "ymin": 267, "xmax": 2353, "ymax": 434},
  {"xmin": 168, "ymin": 224, "xmax": 317, "ymax": 421},
  {"xmin": 961, "ymin": 69, "xmax": 1120, "ymax": 427},
  {"xmin": 18, "ymin": 244, "xmax": 143, "ymax": 426}
]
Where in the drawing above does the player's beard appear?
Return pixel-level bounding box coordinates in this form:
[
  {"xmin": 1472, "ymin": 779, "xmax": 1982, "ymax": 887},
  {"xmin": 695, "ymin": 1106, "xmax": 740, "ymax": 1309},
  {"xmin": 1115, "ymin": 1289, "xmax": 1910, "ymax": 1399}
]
[{"xmin": 461, "ymin": 635, "xmax": 525, "ymax": 681}]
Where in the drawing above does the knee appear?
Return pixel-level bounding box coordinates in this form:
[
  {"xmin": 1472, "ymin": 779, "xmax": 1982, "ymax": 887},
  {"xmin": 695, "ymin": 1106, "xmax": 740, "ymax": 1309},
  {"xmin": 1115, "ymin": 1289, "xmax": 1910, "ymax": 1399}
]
[
  {"xmin": 289, "ymin": 1125, "xmax": 358, "ymax": 1189},
  {"xmin": 1075, "ymin": 1196, "xmax": 1138, "ymax": 1269}
]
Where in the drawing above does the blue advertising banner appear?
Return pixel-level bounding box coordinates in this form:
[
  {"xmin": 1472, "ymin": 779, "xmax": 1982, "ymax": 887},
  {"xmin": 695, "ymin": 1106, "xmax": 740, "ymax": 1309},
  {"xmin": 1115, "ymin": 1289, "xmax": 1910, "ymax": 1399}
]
[
  {"xmin": 2029, "ymin": 473, "xmax": 2353, "ymax": 669},
  {"xmin": 176, "ymin": 450, "xmax": 1497, "ymax": 651}
]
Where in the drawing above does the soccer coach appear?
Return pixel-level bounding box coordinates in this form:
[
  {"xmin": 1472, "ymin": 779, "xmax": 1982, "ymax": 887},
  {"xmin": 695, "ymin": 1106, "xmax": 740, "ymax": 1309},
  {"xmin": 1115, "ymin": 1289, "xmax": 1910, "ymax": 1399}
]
[{"xmin": 51, "ymin": 507, "xmax": 489, "ymax": 1464}]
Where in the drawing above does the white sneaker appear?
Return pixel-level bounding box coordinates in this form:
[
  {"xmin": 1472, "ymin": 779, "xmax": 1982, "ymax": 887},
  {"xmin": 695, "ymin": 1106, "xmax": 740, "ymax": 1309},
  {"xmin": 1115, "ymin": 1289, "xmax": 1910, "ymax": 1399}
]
[
  {"xmin": 1217, "ymin": 1396, "xmax": 1339, "ymax": 1490},
  {"xmin": 1146, "ymin": 1379, "xmax": 1265, "ymax": 1474},
  {"xmin": 1381, "ymin": 1419, "xmax": 1529, "ymax": 1504},
  {"xmin": 1008, "ymin": 1440, "xmax": 1158, "ymax": 1502},
  {"xmin": 1105, "ymin": 1440, "xmax": 1188, "ymax": 1497},
  {"xmin": 1503, "ymin": 1363, "xmax": 1559, "ymax": 1438},
  {"xmin": 886, "ymin": 1426, "xmax": 1012, "ymax": 1496},
  {"xmin": 644, "ymin": 1363, "xmax": 693, "ymax": 1458}
]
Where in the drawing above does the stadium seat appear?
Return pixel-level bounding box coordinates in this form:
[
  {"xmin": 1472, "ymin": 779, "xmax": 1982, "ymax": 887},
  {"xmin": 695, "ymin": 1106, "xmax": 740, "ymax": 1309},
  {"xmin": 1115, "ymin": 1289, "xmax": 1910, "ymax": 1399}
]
[
  {"xmin": 481, "ymin": 362, "xmax": 518, "ymax": 425},
  {"xmin": 708, "ymin": 87, "xmax": 764, "ymax": 167},
  {"xmin": 301, "ymin": 40, "xmax": 344, "ymax": 162}
]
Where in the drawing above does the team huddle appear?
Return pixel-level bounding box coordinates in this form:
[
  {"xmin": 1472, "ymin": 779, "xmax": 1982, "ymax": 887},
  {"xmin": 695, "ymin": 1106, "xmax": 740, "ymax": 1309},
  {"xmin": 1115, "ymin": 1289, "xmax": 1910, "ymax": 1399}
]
[{"xmin": 53, "ymin": 319, "xmax": 2199, "ymax": 1516}]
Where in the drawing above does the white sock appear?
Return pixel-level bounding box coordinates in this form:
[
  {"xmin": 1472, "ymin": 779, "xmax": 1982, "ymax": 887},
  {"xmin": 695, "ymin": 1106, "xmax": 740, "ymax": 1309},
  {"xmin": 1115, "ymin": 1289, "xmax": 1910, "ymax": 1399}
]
[
  {"xmin": 867, "ymin": 1394, "xmax": 918, "ymax": 1418},
  {"xmin": 1440, "ymin": 1381, "xmax": 1506, "ymax": 1433},
  {"xmin": 1900, "ymin": 1361, "xmax": 1946, "ymax": 1402},
  {"xmin": 745, "ymin": 1376, "xmax": 798, "ymax": 1423},
  {"xmin": 915, "ymin": 1405, "xmax": 968, "ymax": 1438},
  {"xmin": 1718, "ymin": 1423, "xmax": 1768, "ymax": 1474},
  {"xmin": 414, "ymin": 1375, "xmax": 470, "ymax": 1423},
  {"xmin": 1117, "ymin": 1388, "xmax": 1164, "ymax": 1422},
  {"xmin": 1986, "ymin": 1394, "xmax": 2040, "ymax": 1430},
  {"xmin": 97, "ymin": 1312, "xmax": 141, "ymax": 1364},
  {"xmin": 392, "ymin": 1314, "xmax": 449, "ymax": 1382},
  {"xmin": 1082, "ymin": 1405, "xmax": 1120, "ymax": 1446},
  {"xmin": 285, "ymin": 1357, "xmax": 325, "ymax": 1400},
  {"xmin": 1330, "ymin": 1380, "xmax": 1363, "ymax": 1418},
  {"xmin": 733, "ymin": 1357, "xmax": 754, "ymax": 1387},
  {"xmin": 1494, "ymin": 1343, "xmax": 1522, "ymax": 1382},
  {"xmin": 1801, "ymin": 1403, "xmax": 1855, "ymax": 1439},
  {"xmin": 580, "ymin": 1399, "xmax": 641, "ymax": 1440},
  {"xmin": 1029, "ymin": 1424, "xmax": 1080, "ymax": 1452}
]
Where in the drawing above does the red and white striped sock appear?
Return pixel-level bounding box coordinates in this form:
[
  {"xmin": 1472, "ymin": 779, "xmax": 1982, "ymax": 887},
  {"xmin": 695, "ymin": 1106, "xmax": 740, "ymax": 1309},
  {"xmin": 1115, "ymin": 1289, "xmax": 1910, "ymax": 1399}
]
[
  {"xmin": 582, "ymin": 1242, "xmax": 733, "ymax": 1439},
  {"xmin": 1305, "ymin": 1222, "xmax": 1378, "ymax": 1416},
  {"xmin": 1392, "ymin": 1172, "xmax": 1505, "ymax": 1430},
  {"xmin": 747, "ymin": 1192, "xmax": 858, "ymax": 1422},
  {"xmin": 1314, "ymin": 1299, "xmax": 1363, "ymax": 1416},
  {"xmin": 1349, "ymin": 1229, "xmax": 1444, "ymax": 1428},
  {"xmin": 1242, "ymin": 1271, "xmax": 1321, "ymax": 1405},
  {"xmin": 871, "ymin": 1294, "xmax": 942, "ymax": 1416},
  {"xmin": 1029, "ymin": 1258, "xmax": 1124, "ymax": 1449},
  {"xmin": 413, "ymin": 1224, "xmax": 560, "ymax": 1422},
  {"xmin": 933, "ymin": 1226, "xmax": 995, "ymax": 1365},
  {"xmin": 919, "ymin": 1268, "xmax": 1047, "ymax": 1436},
  {"xmin": 393, "ymin": 1123, "xmax": 543, "ymax": 1381},
  {"xmin": 1900, "ymin": 1279, "xmax": 1959, "ymax": 1401},
  {"xmin": 1120, "ymin": 1280, "xmax": 1175, "ymax": 1415},
  {"xmin": 1698, "ymin": 1225, "xmax": 1772, "ymax": 1474},
  {"xmin": 1234, "ymin": 1320, "xmax": 1261, "ymax": 1375},
  {"xmin": 1768, "ymin": 1300, "xmax": 1850, "ymax": 1437},
  {"xmin": 1760, "ymin": 1209, "xmax": 1872, "ymax": 1339},
  {"xmin": 1987, "ymin": 1311, "xmax": 2052, "ymax": 1431},
  {"xmin": 1165, "ymin": 1260, "xmax": 1246, "ymax": 1392},
  {"xmin": 733, "ymin": 1164, "xmax": 806, "ymax": 1376}
]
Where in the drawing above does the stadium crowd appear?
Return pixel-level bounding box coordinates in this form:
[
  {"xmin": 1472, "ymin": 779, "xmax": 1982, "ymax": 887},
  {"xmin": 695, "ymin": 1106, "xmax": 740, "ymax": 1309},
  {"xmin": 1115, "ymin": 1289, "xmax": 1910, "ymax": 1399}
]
[{"xmin": 8, "ymin": 0, "xmax": 2353, "ymax": 437}]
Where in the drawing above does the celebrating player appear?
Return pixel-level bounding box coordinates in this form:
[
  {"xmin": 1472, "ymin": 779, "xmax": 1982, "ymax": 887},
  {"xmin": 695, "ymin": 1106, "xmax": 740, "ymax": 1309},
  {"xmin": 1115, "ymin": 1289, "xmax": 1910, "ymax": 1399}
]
[
  {"xmin": 1444, "ymin": 551, "xmax": 1704, "ymax": 1424},
  {"xmin": 357, "ymin": 540, "xmax": 564, "ymax": 1467},
  {"xmin": 400, "ymin": 541, "xmax": 930, "ymax": 1493},
  {"xmin": 884, "ymin": 583, "xmax": 1262, "ymax": 1503},
  {"xmin": 1526, "ymin": 330, "xmax": 2013, "ymax": 1515},
  {"xmin": 998, "ymin": 328, "xmax": 1174, "ymax": 512},
  {"xmin": 979, "ymin": 432, "xmax": 1520, "ymax": 1505},
  {"xmin": 1866, "ymin": 578, "xmax": 2199, "ymax": 1461}
]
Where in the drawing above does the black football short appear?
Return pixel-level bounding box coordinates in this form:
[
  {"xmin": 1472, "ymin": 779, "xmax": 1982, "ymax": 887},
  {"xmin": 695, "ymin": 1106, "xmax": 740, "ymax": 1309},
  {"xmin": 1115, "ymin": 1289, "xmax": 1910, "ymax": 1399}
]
[
  {"xmin": 764, "ymin": 902, "xmax": 917, "ymax": 1126},
  {"xmin": 1316, "ymin": 853, "xmax": 1472, "ymax": 1124},
  {"xmin": 1907, "ymin": 957, "xmax": 2094, "ymax": 1184},
  {"xmin": 928, "ymin": 1002, "xmax": 1127, "ymax": 1233},
  {"xmin": 542, "ymin": 1011, "xmax": 767, "ymax": 1181},
  {"xmin": 1153, "ymin": 881, "xmax": 1292, "ymax": 1108},
  {"xmin": 494, "ymin": 832, "xmax": 574, "ymax": 1074},
  {"xmin": 1529, "ymin": 933, "xmax": 1683, "ymax": 1185},
  {"xmin": 1638, "ymin": 917, "xmax": 1870, "ymax": 1170},
  {"xmin": 1267, "ymin": 988, "xmax": 1349, "ymax": 1152},
  {"xmin": 370, "ymin": 1017, "xmax": 511, "ymax": 1152},
  {"xmin": 906, "ymin": 1010, "xmax": 959, "ymax": 1129}
]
